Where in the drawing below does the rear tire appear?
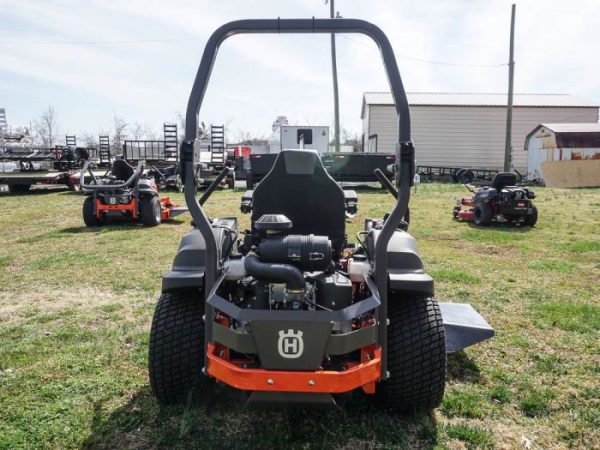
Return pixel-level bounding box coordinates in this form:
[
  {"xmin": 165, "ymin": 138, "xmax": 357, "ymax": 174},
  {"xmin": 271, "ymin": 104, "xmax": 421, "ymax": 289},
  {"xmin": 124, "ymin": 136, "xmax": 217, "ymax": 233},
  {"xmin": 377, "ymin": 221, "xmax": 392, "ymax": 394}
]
[
  {"xmin": 149, "ymin": 290, "xmax": 206, "ymax": 405},
  {"xmin": 83, "ymin": 196, "xmax": 104, "ymax": 227},
  {"xmin": 474, "ymin": 203, "xmax": 492, "ymax": 226},
  {"xmin": 525, "ymin": 204, "xmax": 538, "ymax": 227},
  {"xmin": 377, "ymin": 296, "xmax": 446, "ymax": 412},
  {"xmin": 460, "ymin": 169, "xmax": 474, "ymax": 184},
  {"xmin": 140, "ymin": 196, "xmax": 161, "ymax": 227},
  {"xmin": 227, "ymin": 173, "xmax": 235, "ymax": 190}
]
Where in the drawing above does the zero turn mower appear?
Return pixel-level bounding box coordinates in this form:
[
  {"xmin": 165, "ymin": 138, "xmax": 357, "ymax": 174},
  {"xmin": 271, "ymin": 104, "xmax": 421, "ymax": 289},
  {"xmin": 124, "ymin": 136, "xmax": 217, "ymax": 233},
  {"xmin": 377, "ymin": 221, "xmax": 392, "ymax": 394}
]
[
  {"xmin": 80, "ymin": 159, "xmax": 187, "ymax": 227},
  {"xmin": 148, "ymin": 18, "xmax": 494, "ymax": 411},
  {"xmin": 453, "ymin": 172, "xmax": 538, "ymax": 226}
]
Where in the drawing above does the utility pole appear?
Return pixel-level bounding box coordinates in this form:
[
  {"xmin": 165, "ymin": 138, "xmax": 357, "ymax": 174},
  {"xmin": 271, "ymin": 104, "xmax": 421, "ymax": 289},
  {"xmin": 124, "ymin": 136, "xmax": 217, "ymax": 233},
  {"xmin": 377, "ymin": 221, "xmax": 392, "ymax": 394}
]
[
  {"xmin": 327, "ymin": 0, "xmax": 340, "ymax": 152},
  {"xmin": 504, "ymin": 3, "xmax": 516, "ymax": 172}
]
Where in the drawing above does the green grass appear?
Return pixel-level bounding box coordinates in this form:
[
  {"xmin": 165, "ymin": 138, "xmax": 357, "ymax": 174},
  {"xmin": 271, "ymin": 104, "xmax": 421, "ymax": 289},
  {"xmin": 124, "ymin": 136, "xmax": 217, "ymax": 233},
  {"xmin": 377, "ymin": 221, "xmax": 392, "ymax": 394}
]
[
  {"xmin": 531, "ymin": 302, "xmax": 600, "ymax": 332},
  {"xmin": 528, "ymin": 260, "xmax": 576, "ymax": 272},
  {"xmin": 520, "ymin": 389, "xmax": 555, "ymax": 417},
  {"xmin": 441, "ymin": 390, "xmax": 487, "ymax": 419},
  {"xmin": 0, "ymin": 184, "xmax": 599, "ymax": 449},
  {"xmin": 0, "ymin": 255, "xmax": 12, "ymax": 267},
  {"xmin": 566, "ymin": 240, "xmax": 600, "ymax": 253},
  {"xmin": 489, "ymin": 385, "xmax": 511, "ymax": 403},
  {"xmin": 445, "ymin": 424, "xmax": 494, "ymax": 449},
  {"xmin": 429, "ymin": 268, "xmax": 481, "ymax": 283}
]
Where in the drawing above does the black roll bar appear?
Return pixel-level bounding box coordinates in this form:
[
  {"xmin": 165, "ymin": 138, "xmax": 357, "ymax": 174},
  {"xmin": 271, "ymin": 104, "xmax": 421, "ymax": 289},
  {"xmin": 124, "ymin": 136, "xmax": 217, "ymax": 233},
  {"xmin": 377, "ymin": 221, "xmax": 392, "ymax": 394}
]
[
  {"xmin": 79, "ymin": 160, "xmax": 144, "ymax": 190},
  {"xmin": 181, "ymin": 18, "xmax": 414, "ymax": 378}
]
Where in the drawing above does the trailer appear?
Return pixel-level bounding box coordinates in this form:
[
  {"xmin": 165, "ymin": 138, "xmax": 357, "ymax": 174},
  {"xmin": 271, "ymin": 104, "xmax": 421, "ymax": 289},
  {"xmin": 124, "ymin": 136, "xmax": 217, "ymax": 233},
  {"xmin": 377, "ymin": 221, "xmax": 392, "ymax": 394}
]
[
  {"xmin": 198, "ymin": 124, "xmax": 235, "ymax": 189},
  {"xmin": 0, "ymin": 171, "xmax": 78, "ymax": 193},
  {"xmin": 0, "ymin": 135, "xmax": 95, "ymax": 192},
  {"xmin": 123, "ymin": 123, "xmax": 201, "ymax": 191},
  {"xmin": 416, "ymin": 165, "xmax": 499, "ymax": 184},
  {"xmin": 322, "ymin": 152, "xmax": 396, "ymax": 183},
  {"xmin": 245, "ymin": 117, "xmax": 397, "ymax": 187}
]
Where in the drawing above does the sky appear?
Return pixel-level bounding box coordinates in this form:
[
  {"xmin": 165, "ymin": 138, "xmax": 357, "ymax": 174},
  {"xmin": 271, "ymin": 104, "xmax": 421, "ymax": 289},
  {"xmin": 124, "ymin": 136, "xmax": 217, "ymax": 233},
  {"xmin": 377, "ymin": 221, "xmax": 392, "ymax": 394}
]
[{"xmin": 1, "ymin": 0, "xmax": 600, "ymax": 143}]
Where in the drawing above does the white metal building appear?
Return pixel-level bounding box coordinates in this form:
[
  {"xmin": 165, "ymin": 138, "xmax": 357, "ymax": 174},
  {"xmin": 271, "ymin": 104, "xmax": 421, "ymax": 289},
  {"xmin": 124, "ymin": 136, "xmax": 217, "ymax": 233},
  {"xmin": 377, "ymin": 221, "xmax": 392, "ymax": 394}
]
[
  {"xmin": 524, "ymin": 123, "xmax": 600, "ymax": 187},
  {"xmin": 361, "ymin": 93, "xmax": 600, "ymax": 172}
]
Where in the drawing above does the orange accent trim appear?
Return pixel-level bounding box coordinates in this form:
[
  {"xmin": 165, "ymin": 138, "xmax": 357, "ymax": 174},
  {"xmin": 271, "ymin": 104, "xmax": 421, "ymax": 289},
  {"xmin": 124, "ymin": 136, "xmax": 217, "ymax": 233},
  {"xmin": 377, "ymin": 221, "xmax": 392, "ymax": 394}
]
[
  {"xmin": 158, "ymin": 197, "xmax": 181, "ymax": 221},
  {"xmin": 206, "ymin": 343, "xmax": 381, "ymax": 394},
  {"xmin": 95, "ymin": 198, "xmax": 137, "ymax": 218}
]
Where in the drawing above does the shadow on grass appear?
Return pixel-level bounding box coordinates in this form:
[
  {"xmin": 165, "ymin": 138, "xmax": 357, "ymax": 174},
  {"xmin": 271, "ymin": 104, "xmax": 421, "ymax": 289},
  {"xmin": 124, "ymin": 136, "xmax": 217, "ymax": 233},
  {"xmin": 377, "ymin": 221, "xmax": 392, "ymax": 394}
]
[
  {"xmin": 447, "ymin": 351, "xmax": 482, "ymax": 383},
  {"xmin": 59, "ymin": 219, "xmax": 187, "ymax": 234},
  {"xmin": 466, "ymin": 222, "xmax": 533, "ymax": 233},
  {"xmin": 83, "ymin": 386, "xmax": 440, "ymax": 450},
  {"xmin": 58, "ymin": 190, "xmax": 86, "ymax": 196},
  {"xmin": 0, "ymin": 187, "xmax": 71, "ymax": 196}
]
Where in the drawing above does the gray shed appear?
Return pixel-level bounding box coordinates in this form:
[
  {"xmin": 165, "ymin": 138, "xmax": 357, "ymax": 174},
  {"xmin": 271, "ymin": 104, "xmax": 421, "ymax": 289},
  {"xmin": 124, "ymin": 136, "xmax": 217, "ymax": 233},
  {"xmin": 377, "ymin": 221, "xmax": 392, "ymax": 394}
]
[{"xmin": 361, "ymin": 93, "xmax": 600, "ymax": 172}]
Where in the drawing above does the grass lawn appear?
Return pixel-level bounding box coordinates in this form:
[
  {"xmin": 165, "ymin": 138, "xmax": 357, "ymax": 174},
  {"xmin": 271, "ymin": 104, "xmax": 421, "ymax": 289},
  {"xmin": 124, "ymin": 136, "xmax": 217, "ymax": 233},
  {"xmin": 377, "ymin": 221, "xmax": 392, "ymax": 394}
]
[{"xmin": 0, "ymin": 183, "xmax": 598, "ymax": 449}]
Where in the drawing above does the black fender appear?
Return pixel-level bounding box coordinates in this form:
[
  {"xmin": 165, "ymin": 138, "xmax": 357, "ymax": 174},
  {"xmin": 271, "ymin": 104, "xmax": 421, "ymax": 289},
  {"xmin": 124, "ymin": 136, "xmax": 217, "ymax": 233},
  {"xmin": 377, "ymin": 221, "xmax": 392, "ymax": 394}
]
[
  {"xmin": 162, "ymin": 220, "xmax": 237, "ymax": 293},
  {"xmin": 367, "ymin": 229, "xmax": 434, "ymax": 297},
  {"xmin": 162, "ymin": 229, "xmax": 207, "ymax": 292}
]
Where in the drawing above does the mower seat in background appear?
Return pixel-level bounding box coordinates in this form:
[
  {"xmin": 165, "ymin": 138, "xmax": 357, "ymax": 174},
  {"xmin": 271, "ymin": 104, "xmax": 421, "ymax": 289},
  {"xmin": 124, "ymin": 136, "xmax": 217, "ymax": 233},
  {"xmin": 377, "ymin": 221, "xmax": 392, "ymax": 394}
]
[
  {"xmin": 112, "ymin": 160, "xmax": 135, "ymax": 182},
  {"xmin": 491, "ymin": 172, "xmax": 517, "ymax": 190},
  {"xmin": 251, "ymin": 150, "xmax": 346, "ymax": 253}
]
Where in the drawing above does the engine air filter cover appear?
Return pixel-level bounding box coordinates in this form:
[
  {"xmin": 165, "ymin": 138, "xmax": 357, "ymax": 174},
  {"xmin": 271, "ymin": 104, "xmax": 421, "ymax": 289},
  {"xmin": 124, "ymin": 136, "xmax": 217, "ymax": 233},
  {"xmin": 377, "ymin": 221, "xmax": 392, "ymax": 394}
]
[{"xmin": 255, "ymin": 214, "xmax": 293, "ymax": 233}]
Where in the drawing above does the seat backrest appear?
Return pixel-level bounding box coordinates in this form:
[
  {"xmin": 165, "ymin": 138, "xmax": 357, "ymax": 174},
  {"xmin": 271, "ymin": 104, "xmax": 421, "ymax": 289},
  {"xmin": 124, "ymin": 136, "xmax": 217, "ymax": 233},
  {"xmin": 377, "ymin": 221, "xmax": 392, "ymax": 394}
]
[
  {"xmin": 251, "ymin": 150, "xmax": 346, "ymax": 252},
  {"xmin": 491, "ymin": 172, "xmax": 517, "ymax": 190},
  {"xmin": 112, "ymin": 159, "xmax": 134, "ymax": 181}
]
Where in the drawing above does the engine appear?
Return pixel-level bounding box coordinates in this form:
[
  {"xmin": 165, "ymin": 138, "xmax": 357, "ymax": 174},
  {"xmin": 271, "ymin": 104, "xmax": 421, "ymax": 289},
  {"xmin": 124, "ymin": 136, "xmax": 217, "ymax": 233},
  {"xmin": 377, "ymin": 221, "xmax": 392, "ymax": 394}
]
[{"xmin": 220, "ymin": 214, "xmax": 370, "ymax": 319}]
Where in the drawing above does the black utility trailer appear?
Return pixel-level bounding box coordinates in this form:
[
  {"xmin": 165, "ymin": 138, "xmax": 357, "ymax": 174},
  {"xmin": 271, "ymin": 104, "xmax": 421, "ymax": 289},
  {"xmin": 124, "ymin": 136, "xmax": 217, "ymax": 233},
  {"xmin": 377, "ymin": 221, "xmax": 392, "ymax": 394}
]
[
  {"xmin": 417, "ymin": 165, "xmax": 499, "ymax": 184},
  {"xmin": 322, "ymin": 152, "xmax": 395, "ymax": 183},
  {"xmin": 245, "ymin": 152, "xmax": 396, "ymax": 188}
]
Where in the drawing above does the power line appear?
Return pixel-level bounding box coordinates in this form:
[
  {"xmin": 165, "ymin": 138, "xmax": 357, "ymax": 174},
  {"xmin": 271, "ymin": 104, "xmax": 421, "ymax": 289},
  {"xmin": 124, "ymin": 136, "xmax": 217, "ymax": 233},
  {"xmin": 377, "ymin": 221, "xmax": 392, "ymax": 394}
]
[
  {"xmin": 338, "ymin": 35, "xmax": 507, "ymax": 68},
  {"xmin": 0, "ymin": 37, "xmax": 200, "ymax": 46}
]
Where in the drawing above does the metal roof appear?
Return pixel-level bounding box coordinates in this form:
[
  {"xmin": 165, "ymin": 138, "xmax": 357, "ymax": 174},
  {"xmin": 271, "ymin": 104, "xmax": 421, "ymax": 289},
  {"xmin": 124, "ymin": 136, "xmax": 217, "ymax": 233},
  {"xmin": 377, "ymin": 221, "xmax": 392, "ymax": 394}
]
[
  {"xmin": 525, "ymin": 123, "xmax": 600, "ymax": 150},
  {"xmin": 534, "ymin": 123, "xmax": 600, "ymax": 133},
  {"xmin": 362, "ymin": 92, "xmax": 600, "ymax": 117}
]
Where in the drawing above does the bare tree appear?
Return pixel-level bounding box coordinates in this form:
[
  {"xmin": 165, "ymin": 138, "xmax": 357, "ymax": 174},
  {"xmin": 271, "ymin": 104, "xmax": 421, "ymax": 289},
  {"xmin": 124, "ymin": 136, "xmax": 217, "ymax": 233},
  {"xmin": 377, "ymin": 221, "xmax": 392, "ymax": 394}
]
[
  {"xmin": 146, "ymin": 128, "xmax": 159, "ymax": 140},
  {"xmin": 81, "ymin": 132, "xmax": 97, "ymax": 147},
  {"xmin": 235, "ymin": 130, "xmax": 267, "ymax": 145},
  {"xmin": 33, "ymin": 105, "xmax": 59, "ymax": 147},
  {"xmin": 130, "ymin": 122, "xmax": 146, "ymax": 141},
  {"xmin": 112, "ymin": 115, "xmax": 128, "ymax": 154},
  {"xmin": 176, "ymin": 111, "xmax": 186, "ymax": 142}
]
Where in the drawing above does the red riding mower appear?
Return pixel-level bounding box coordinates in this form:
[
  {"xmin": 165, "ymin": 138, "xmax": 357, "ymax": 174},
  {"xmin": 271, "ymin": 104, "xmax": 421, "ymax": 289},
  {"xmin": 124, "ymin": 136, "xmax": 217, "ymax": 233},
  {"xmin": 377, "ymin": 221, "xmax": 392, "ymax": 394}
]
[
  {"xmin": 453, "ymin": 172, "xmax": 538, "ymax": 226},
  {"xmin": 79, "ymin": 159, "xmax": 187, "ymax": 227}
]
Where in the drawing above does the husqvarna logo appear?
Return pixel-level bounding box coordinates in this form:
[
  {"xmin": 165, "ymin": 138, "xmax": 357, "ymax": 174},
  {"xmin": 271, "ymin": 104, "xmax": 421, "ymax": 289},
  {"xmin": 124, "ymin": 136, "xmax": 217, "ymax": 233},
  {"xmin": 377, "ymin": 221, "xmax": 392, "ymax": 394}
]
[{"xmin": 277, "ymin": 329, "xmax": 304, "ymax": 359}]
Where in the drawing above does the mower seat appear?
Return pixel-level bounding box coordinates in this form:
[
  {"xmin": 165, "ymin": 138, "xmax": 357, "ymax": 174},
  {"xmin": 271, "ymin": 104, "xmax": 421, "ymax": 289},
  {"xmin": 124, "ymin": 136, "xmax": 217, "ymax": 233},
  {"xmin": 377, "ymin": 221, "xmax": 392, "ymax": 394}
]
[
  {"xmin": 111, "ymin": 160, "xmax": 135, "ymax": 183},
  {"xmin": 251, "ymin": 150, "xmax": 346, "ymax": 253},
  {"xmin": 491, "ymin": 172, "xmax": 517, "ymax": 191}
]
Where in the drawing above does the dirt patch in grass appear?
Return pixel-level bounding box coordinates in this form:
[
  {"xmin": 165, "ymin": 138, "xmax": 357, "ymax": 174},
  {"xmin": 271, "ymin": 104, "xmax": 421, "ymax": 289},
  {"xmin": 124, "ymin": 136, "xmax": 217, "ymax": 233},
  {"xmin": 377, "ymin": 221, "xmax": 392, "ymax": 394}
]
[{"xmin": 0, "ymin": 287, "xmax": 150, "ymax": 325}]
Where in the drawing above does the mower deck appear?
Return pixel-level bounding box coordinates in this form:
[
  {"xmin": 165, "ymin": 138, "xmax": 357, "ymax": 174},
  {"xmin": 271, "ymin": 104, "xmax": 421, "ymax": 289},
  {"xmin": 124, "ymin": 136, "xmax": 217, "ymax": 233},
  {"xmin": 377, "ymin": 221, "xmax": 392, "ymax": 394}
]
[{"xmin": 439, "ymin": 302, "xmax": 495, "ymax": 353}]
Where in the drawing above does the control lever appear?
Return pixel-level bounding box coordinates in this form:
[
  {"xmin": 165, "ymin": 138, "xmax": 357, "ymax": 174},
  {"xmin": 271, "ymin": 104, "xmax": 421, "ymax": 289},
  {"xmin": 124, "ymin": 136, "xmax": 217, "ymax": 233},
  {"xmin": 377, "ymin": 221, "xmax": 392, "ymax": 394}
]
[{"xmin": 199, "ymin": 166, "xmax": 232, "ymax": 206}]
